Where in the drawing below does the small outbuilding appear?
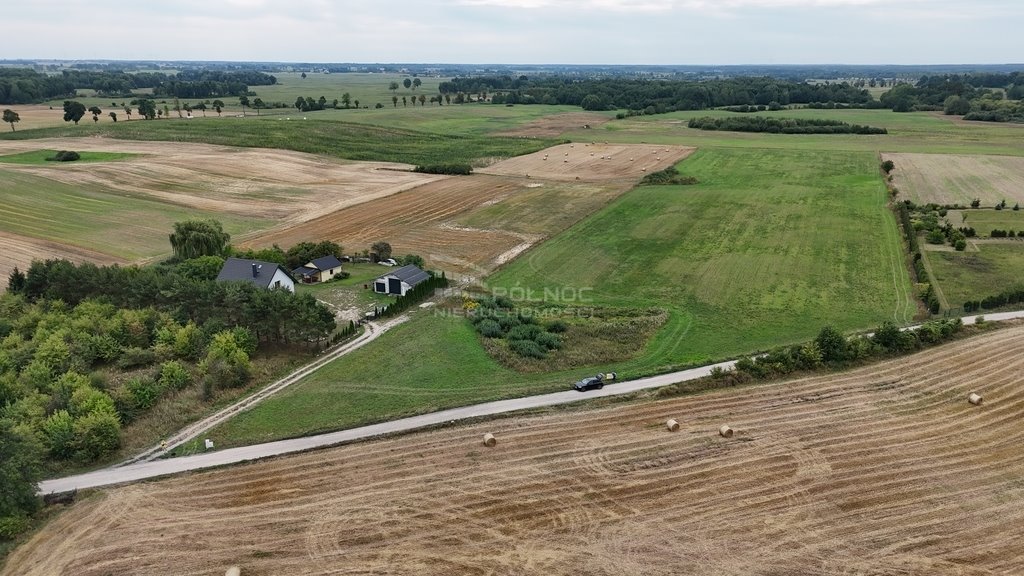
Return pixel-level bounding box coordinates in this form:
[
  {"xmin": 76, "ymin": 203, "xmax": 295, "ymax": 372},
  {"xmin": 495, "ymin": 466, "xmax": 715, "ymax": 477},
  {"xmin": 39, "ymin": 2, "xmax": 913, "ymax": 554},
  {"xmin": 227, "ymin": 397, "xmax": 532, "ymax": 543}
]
[
  {"xmin": 374, "ymin": 264, "xmax": 429, "ymax": 296},
  {"xmin": 292, "ymin": 255, "xmax": 344, "ymax": 284},
  {"xmin": 216, "ymin": 257, "xmax": 295, "ymax": 293}
]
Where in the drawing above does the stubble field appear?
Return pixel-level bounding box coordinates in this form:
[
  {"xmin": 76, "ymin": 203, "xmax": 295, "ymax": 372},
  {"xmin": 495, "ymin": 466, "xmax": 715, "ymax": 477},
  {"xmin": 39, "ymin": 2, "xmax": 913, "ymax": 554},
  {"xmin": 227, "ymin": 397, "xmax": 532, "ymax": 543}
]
[
  {"xmin": 7, "ymin": 325, "xmax": 1024, "ymax": 576},
  {"xmin": 884, "ymin": 152, "xmax": 1024, "ymax": 207}
]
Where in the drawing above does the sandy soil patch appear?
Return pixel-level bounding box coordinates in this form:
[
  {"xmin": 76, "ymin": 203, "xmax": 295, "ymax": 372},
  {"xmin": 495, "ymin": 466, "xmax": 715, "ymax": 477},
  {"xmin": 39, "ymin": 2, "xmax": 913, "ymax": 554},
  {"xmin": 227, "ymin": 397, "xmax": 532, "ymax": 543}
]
[
  {"xmin": 0, "ymin": 138, "xmax": 447, "ymax": 223},
  {"xmin": 478, "ymin": 143, "xmax": 695, "ymax": 182},
  {"xmin": 884, "ymin": 152, "xmax": 1024, "ymax": 207},
  {"xmin": 493, "ymin": 112, "xmax": 612, "ymax": 138},
  {"xmin": 0, "ymin": 230, "xmax": 124, "ymax": 286},
  {"xmin": 8, "ymin": 326, "xmax": 1024, "ymax": 575}
]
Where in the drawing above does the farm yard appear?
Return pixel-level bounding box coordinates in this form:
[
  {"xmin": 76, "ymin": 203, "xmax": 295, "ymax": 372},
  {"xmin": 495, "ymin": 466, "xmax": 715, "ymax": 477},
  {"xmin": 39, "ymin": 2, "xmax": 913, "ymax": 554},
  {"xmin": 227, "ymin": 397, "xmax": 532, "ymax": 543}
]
[{"xmin": 8, "ymin": 325, "xmax": 1024, "ymax": 576}]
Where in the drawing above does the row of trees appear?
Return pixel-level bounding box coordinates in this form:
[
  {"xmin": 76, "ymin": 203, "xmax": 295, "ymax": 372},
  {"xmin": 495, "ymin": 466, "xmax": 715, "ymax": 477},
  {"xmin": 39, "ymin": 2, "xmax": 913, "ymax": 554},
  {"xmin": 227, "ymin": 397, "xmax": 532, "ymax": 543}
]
[
  {"xmin": 0, "ymin": 69, "xmax": 277, "ymax": 104},
  {"xmin": 878, "ymin": 73, "xmax": 1023, "ymax": 118},
  {"xmin": 687, "ymin": 116, "xmax": 887, "ymax": 134}
]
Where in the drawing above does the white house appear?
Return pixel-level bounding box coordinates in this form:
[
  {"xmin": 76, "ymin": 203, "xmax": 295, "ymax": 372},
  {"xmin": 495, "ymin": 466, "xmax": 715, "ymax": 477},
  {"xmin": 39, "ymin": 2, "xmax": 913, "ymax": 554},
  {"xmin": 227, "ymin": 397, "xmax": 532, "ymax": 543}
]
[
  {"xmin": 373, "ymin": 264, "xmax": 429, "ymax": 296},
  {"xmin": 215, "ymin": 257, "xmax": 295, "ymax": 293}
]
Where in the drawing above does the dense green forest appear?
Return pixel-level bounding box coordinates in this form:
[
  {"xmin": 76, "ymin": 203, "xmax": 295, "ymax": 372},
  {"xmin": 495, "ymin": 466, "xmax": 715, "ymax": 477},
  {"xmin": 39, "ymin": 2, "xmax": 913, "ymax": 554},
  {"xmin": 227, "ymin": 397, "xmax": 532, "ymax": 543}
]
[
  {"xmin": 688, "ymin": 116, "xmax": 888, "ymax": 134},
  {"xmin": 439, "ymin": 76, "xmax": 874, "ymax": 112},
  {"xmin": 0, "ymin": 69, "xmax": 277, "ymax": 104}
]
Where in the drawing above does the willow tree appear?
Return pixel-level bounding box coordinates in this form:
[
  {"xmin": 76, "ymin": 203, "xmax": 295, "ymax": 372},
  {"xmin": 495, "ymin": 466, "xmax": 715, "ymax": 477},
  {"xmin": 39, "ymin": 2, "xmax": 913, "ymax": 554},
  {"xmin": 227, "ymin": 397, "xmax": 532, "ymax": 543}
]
[{"xmin": 169, "ymin": 220, "xmax": 231, "ymax": 261}]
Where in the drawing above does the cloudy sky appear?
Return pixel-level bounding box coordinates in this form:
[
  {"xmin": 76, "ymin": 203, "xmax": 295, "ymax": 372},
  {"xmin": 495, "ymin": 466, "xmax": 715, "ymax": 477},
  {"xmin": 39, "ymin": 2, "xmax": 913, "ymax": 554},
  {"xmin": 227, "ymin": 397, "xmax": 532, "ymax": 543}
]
[{"xmin": 6, "ymin": 0, "xmax": 1022, "ymax": 64}]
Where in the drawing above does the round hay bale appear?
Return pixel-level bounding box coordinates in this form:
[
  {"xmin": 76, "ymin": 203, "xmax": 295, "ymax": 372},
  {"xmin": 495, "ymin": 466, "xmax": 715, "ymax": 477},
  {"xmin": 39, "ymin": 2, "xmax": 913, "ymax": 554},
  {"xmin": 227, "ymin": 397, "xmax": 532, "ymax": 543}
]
[
  {"xmin": 719, "ymin": 425, "xmax": 734, "ymax": 438},
  {"xmin": 226, "ymin": 567, "xmax": 241, "ymax": 576},
  {"xmin": 969, "ymin": 393, "xmax": 983, "ymax": 406},
  {"xmin": 483, "ymin": 433, "xmax": 497, "ymax": 447},
  {"xmin": 666, "ymin": 419, "xmax": 680, "ymax": 432}
]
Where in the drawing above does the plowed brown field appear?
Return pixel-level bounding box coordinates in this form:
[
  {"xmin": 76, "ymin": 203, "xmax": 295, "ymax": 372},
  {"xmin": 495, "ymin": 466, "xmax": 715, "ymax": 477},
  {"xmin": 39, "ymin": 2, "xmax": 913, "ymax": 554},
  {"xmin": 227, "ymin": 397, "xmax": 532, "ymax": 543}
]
[{"xmin": 8, "ymin": 326, "xmax": 1024, "ymax": 576}]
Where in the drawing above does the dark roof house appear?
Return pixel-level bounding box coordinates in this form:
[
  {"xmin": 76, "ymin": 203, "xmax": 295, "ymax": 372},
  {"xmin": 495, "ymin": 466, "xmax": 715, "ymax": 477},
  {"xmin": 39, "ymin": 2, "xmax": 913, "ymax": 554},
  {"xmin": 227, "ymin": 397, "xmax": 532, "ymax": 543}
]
[
  {"xmin": 216, "ymin": 257, "xmax": 295, "ymax": 292},
  {"xmin": 373, "ymin": 264, "xmax": 430, "ymax": 296},
  {"xmin": 292, "ymin": 254, "xmax": 344, "ymax": 284}
]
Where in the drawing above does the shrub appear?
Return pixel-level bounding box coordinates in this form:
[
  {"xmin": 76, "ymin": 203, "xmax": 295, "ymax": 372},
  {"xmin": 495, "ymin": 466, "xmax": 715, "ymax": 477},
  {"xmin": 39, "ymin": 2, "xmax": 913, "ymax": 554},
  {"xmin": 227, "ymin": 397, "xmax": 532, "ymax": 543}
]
[
  {"xmin": 45, "ymin": 150, "xmax": 80, "ymax": 162},
  {"xmin": 73, "ymin": 409, "xmax": 121, "ymax": 460},
  {"xmin": 955, "ymin": 239, "xmax": 967, "ymax": 251},
  {"xmin": 534, "ymin": 331, "xmax": 562, "ymax": 351},
  {"xmin": 509, "ymin": 338, "xmax": 546, "ymax": 359},
  {"xmin": 116, "ymin": 346, "xmax": 157, "ymax": 369},
  {"xmin": 546, "ymin": 319, "xmax": 568, "ymax": 333},
  {"xmin": 505, "ymin": 324, "xmax": 543, "ymax": 342},
  {"xmin": 881, "ymin": 159, "xmax": 895, "ymax": 173},
  {"xmin": 477, "ymin": 319, "xmax": 503, "ymax": 338},
  {"xmin": 0, "ymin": 515, "xmax": 32, "ymax": 540},
  {"xmin": 126, "ymin": 376, "xmax": 160, "ymax": 411},
  {"xmin": 158, "ymin": 360, "xmax": 191, "ymax": 391},
  {"xmin": 413, "ymin": 164, "xmax": 473, "ymax": 175},
  {"xmin": 42, "ymin": 410, "xmax": 76, "ymax": 459}
]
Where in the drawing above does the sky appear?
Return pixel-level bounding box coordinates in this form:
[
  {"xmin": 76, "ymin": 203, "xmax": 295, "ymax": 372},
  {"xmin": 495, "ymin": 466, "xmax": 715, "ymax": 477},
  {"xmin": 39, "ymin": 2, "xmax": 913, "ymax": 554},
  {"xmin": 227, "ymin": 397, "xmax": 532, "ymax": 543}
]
[{"xmin": 4, "ymin": 0, "xmax": 1023, "ymax": 65}]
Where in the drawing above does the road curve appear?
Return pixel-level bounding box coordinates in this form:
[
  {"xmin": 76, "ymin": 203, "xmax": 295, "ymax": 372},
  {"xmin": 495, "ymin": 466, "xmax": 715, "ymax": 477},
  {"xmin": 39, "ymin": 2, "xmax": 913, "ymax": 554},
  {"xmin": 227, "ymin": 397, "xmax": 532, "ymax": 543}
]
[{"xmin": 38, "ymin": 311, "xmax": 1024, "ymax": 494}]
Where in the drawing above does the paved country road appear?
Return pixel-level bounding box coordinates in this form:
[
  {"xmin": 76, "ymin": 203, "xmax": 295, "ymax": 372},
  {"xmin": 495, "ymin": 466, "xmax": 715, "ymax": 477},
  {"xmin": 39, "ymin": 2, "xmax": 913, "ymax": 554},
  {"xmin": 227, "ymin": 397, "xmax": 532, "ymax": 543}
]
[{"xmin": 38, "ymin": 311, "xmax": 1024, "ymax": 494}]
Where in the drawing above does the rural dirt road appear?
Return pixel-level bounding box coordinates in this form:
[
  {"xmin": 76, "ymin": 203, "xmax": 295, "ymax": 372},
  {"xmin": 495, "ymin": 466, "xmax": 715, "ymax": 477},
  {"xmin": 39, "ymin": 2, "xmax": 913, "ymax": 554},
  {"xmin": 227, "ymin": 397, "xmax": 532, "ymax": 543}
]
[{"xmin": 37, "ymin": 311, "xmax": 1024, "ymax": 495}]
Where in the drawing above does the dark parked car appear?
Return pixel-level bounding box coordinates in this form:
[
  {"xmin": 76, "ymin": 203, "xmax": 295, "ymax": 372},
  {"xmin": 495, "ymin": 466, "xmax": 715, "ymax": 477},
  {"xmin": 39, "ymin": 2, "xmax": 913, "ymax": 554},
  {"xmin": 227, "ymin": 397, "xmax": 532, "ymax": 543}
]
[{"xmin": 573, "ymin": 372, "xmax": 617, "ymax": 392}]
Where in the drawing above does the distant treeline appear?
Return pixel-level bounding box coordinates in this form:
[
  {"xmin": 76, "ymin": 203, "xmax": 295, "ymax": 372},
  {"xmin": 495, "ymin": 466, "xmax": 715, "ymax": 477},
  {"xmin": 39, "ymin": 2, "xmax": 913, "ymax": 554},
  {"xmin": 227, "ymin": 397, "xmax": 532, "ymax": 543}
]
[
  {"xmin": 687, "ymin": 116, "xmax": 888, "ymax": 134},
  {"xmin": 0, "ymin": 69, "xmax": 277, "ymax": 104},
  {"xmin": 880, "ymin": 73, "xmax": 1024, "ymax": 121},
  {"xmin": 438, "ymin": 76, "xmax": 873, "ymax": 112}
]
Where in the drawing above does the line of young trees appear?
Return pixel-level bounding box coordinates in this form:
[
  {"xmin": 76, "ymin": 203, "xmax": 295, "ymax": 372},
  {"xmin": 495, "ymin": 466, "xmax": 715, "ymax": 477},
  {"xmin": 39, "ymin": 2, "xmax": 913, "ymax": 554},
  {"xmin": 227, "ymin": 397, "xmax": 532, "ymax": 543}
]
[{"xmin": 374, "ymin": 272, "xmax": 449, "ymax": 319}]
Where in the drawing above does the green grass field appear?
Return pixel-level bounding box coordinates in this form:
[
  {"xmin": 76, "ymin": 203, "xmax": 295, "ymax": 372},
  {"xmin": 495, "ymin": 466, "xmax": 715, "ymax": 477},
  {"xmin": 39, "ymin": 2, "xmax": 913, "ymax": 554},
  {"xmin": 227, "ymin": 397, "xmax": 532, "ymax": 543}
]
[
  {"xmin": 953, "ymin": 209, "xmax": 1024, "ymax": 236},
  {"xmin": 488, "ymin": 147, "xmax": 916, "ymax": 367},
  {"xmin": 197, "ymin": 311, "xmax": 580, "ymax": 449},
  {"xmin": 0, "ymin": 116, "xmax": 553, "ymax": 166},
  {"xmin": 0, "ymin": 149, "xmax": 137, "ymax": 164},
  {"xmin": 927, "ymin": 243, "xmax": 1024, "ymax": 309},
  {"xmin": 0, "ymin": 168, "xmax": 270, "ymax": 260}
]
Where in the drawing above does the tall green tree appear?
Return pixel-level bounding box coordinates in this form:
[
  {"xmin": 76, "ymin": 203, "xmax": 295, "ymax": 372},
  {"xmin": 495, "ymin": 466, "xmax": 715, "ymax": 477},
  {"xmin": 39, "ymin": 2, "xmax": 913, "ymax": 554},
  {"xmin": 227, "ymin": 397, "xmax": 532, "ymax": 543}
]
[
  {"xmin": 370, "ymin": 241, "xmax": 392, "ymax": 261},
  {"xmin": 388, "ymin": 81, "xmax": 400, "ymax": 93},
  {"xmin": 137, "ymin": 99, "xmax": 156, "ymax": 120},
  {"xmin": 252, "ymin": 97, "xmax": 265, "ymax": 115},
  {"xmin": 88, "ymin": 105, "xmax": 102, "ymax": 122},
  {"xmin": 123, "ymin": 105, "xmax": 132, "ymax": 120},
  {"xmin": 2, "ymin": 108, "xmax": 19, "ymax": 132},
  {"xmin": 403, "ymin": 78, "xmax": 412, "ymax": 90},
  {"xmin": 212, "ymin": 99, "xmax": 225, "ymax": 116},
  {"xmin": 62, "ymin": 100, "xmax": 86, "ymax": 124},
  {"xmin": 341, "ymin": 92, "xmax": 351, "ymax": 109},
  {"xmin": 412, "ymin": 77, "xmax": 422, "ymax": 90},
  {"xmin": 239, "ymin": 95, "xmax": 249, "ymax": 117},
  {"xmin": 0, "ymin": 418, "xmax": 43, "ymax": 540},
  {"xmin": 108, "ymin": 111, "xmax": 117, "ymax": 122},
  {"xmin": 392, "ymin": 95, "xmax": 398, "ymax": 107},
  {"xmin": 169, "ymin": 219, "xmax": 231, "ymax": 261}
]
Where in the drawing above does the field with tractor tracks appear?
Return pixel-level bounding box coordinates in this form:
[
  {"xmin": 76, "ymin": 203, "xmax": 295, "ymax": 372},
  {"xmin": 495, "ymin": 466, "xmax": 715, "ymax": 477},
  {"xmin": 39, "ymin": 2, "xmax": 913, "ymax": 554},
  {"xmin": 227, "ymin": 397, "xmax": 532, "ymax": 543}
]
[{"xmin": 7, "ymin": 325, "xmax": 1024, "ymax": 576}]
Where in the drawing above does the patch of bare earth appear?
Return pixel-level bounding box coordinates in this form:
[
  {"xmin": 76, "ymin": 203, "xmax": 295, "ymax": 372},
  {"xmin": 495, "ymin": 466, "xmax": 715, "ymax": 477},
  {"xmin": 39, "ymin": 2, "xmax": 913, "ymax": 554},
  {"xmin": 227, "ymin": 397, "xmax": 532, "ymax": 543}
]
[
  {"xmin": 9, "ymin": 326, "xmax": 1024, "ymax": 575},
  {"xmin": 884, "ymin": 152, "xmax": 1024, "ymax": 207},
  {"xmin": 0, "ymin": 230, "xmax": 123, "ymax": 288},
  {"xmin": 478, "ymin": 143, "xmax": 694, "ymax": 183},
  {"xmin": 492, "ymin": 112, "xmax": 612, "ymax": 138}
]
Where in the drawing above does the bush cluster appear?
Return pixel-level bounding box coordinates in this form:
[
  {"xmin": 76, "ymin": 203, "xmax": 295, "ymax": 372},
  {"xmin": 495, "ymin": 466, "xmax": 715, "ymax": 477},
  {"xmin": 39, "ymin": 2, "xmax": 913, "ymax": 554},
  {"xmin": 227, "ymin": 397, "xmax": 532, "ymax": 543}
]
[
  {"xmin": 45, "ymin": 150, "xmax": 80, "ymax": 162},
  {"xmin": 963, "ymin": 286, "xmax": 1024, "ymax": 313},
  {"xmin": 688, "ymin": 116, "xmax": 887, "ymax": 134},
  {"xmin": 413, "ymin": 164, "xmax": 473, "ymax": 175},
  {"xmin": 639, "ymin": 166, "xmax": 699, "ymax": 186},
  {"xmin": 469, "ymin": 297, "xmax": 563, "ymax": 359}
]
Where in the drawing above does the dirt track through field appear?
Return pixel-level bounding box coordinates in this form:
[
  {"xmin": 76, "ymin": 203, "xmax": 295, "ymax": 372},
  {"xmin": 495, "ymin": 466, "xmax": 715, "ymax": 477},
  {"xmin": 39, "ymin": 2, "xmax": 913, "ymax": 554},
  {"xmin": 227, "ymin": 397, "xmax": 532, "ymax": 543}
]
[
  {"xmin": 9, "ymin": 326, "xmax": 1024, "ymax": 575},
  {"xmin": 479, "ymin": 143, "xmax": 693, "ymax": 182}
]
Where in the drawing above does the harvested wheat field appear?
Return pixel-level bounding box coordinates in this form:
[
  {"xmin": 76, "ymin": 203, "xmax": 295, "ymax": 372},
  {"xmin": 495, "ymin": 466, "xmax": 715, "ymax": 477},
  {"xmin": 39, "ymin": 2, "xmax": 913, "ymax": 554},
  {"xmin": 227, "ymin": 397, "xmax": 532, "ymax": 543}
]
[
  {"xmin": 9, "ymin": 326, "xmax": 1024, "ymax": 576},
  {"xmin": 884, "ymin": 152, "xmax": 1024, "ymax": 207},
  {"xmin": 0, "ymin": 230, "xmax": 123, "ymax": 286},
  {"xmin": 247, "ymin": 173, "xmax": 633, "ymax": 275},
  {"xmin": 0, "ymin": 138, "xmax": 446, "ymax": 223},
  {"xmin": 493, "ymin": 112, "xmax": 612, "ymax": 138},
  {"xmin": 478, "ymin": 143, "xmax": 694, "ymax": 182}
]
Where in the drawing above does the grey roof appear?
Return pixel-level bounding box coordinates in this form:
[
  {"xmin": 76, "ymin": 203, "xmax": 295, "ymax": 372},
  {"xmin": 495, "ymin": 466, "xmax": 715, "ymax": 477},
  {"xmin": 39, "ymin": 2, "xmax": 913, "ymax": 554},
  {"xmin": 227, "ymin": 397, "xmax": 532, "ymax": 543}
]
[
  {"xmin": 216, "ymin": 257, "xmax": 290, "ymax": 289},
  {"xmin": 292, "ymin": 266, "xmax": 318, "ymax": 277},
  {"xmin": 378, "ymin": 264, "xmax": 430, "ymax": 287},
  {"xmin": 309, "ymin": 255, "xmax": 343, "ymax": 270}
]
